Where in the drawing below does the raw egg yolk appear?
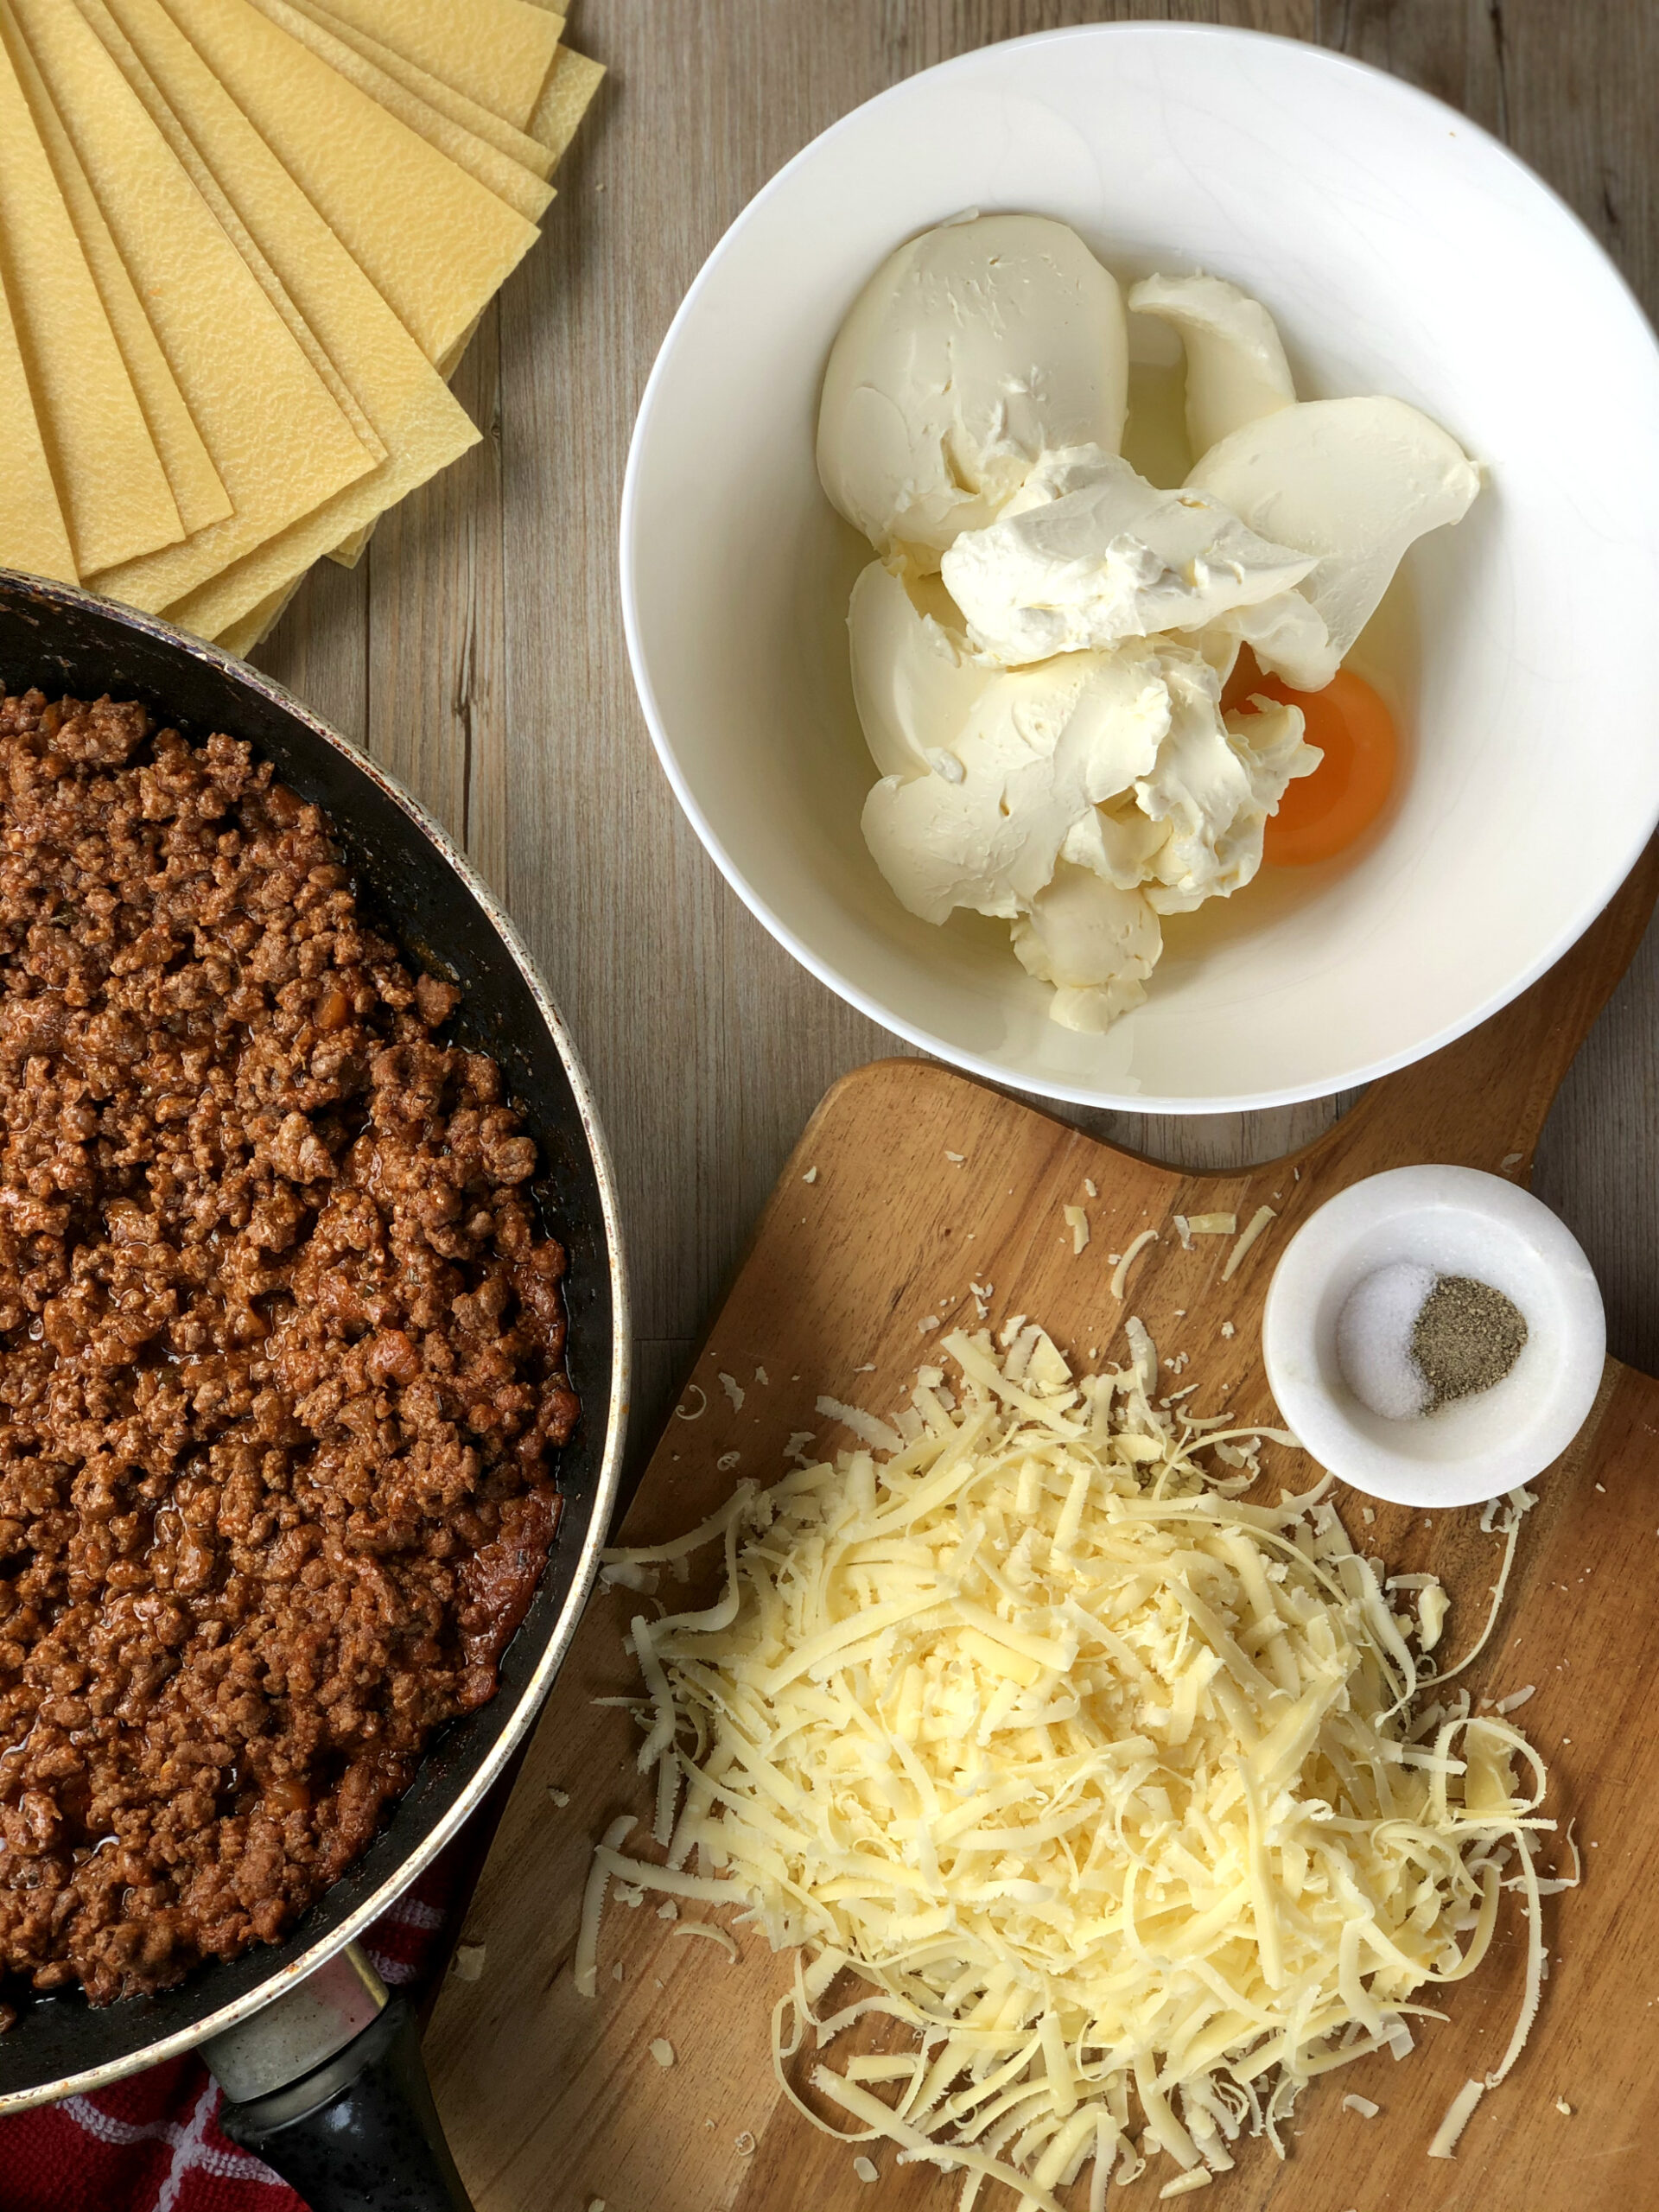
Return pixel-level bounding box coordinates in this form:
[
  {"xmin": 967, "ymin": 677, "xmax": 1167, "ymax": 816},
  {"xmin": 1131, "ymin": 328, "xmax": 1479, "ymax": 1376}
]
[{"xmin": 1223, "ymin": 651, "xmax": 1399, "ymax": 866}]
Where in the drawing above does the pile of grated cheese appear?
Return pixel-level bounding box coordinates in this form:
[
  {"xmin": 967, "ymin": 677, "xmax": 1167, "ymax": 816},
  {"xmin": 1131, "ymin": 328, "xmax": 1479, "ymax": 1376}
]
[{"xmin": 585, "ymin": 1323, "xmax": 1562, "ymax": 2207}]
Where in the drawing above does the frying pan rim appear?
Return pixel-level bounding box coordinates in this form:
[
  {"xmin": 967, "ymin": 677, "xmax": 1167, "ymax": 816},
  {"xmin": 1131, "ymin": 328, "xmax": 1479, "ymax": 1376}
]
[{"xmin": 0, "ymin": 568, "xmax": 632, "ymax": 2113}]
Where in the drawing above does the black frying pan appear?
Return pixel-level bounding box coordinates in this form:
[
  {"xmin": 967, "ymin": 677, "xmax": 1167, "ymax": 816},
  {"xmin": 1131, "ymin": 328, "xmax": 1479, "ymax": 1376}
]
[{"xmin": 0, "ymin": 571, "xmax": 630, "ymax": 2210}]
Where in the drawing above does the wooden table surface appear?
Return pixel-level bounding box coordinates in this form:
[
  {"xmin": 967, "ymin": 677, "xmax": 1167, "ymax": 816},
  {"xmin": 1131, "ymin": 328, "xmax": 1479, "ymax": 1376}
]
[{"xmin": 254, "ymin": 0, "xmax": 1659, "ymax": 1478}]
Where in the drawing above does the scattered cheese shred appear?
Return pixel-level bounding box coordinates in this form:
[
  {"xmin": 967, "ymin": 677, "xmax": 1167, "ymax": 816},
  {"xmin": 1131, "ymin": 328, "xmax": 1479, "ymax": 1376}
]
[
  {"xmin": 671, "ymin": 1921, "xmax": 740, "ymax": 1963},
  {"xmin": 573, "ymin": 1815, "xmax": 633, "ymax": 1996},
  {"xmin": 593, "ymin": 1332, "xmax": 1556, "ymax": 2203},
  {"xmin": 853, "ymin": 2155, "xmax": 880, "ymax": 2183},
  {"xmin": 1185, "ymin": 1213, "xmax": 1237, "ymax": 1236},
  {"xmin": 1418, "ymin": 1585, "xmax": 1451, "ymax": 1653},
  {"xmin": 1109, "ymin": 1227, "xmax": 1158, "ymax": 1300},
  {"xmin": 592, "ymin": 1850, "xmax": 744, "ymax": 1908},
  {"xmin": 1124, "ymin": 1314, "xmax": 1156, "ymax": 1392},
  {"xmin": 1427, "ymin": 2077, "xmax": 1486, "ymax": 2158},
  {"xmin": 1064, "ymin": 1205, "xmax": 1090, "ymax": 1255},
  {"xmin": 599, "ymin": 1560, "xmax": 658, "ymax": 1594},
  {"xmin": 815, "ymin": 1396, "xmax": 905, "ymax": 1454},
  {"xmin": 652, "ymin": 2037, "xmax": 676, "ymax": 2068},
  {"xmin": 1221, "ymin": 1205, "xmax": 1275, "ymax": 1281},
  {"xmin": 1342, "ymin": 2094, "xmax": 1380, "ymax": 2119},
  {"xmin": 1438, "ymin": 1489, "xmax": 1536, "ymax": 1685}
]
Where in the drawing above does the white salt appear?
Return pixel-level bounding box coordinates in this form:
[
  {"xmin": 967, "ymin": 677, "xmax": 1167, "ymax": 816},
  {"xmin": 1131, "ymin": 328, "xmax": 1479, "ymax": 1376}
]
[{"xmin": 1337, "ymin": 1260, "xmax": 1435, "ymax": 1420}]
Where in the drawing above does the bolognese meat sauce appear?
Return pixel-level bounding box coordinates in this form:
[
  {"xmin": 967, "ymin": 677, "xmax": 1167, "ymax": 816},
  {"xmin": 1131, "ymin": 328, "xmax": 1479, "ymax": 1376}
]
[{"xmin": 0, "ymin": 690, "xmax": 575, "ymax": 2007}]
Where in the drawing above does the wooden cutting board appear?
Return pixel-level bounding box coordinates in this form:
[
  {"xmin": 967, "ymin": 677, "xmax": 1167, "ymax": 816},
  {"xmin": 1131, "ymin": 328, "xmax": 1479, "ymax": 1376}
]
[{"xmin": 429, "ymin": 845, "xmax": 1659, "ymax": 2212}]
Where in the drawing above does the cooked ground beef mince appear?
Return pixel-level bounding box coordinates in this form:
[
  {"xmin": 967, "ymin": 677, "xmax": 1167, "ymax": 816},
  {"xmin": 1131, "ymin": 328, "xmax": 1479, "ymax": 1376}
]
[{"xmin": 0, "ymin": 689, "xmax": 576, "ymax": 2006}]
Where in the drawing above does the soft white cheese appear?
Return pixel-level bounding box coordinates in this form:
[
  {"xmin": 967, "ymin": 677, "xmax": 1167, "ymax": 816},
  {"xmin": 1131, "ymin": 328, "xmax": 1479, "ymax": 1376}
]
[
  {"xmin": 817, "ymin": 214, "xmax": 1128, "ymax": 569},
  {"xmin": 846, "ymin": 561, "xmax": 991, "ymax": 781},
  {"xmin": 939, "ymin": 445, "xmax": 1316, "ymax": 664},
  {"xmin": 1194, "ymin": 586, "xmax": 1334, "ymax": 693},
  {"xmin": 1128, "ymin": 271, "xmax": 1296, "ymax": 456},
  {"xmin": 1062, "ymin": 785, "xmax": 1172, "ymax": 891},
  {"xmin": 1135, "ymin": 646, "xmax": 1319, "ymax": 913},
  {"xmin": 861, "ymin": 641, "xmax": 1171, "ymax": 925},
  {"xmin": 1187, "ymin": 395, "xmax": 1480, "ymax": 685},
  {"xmin": 1010, "ymin": 862, "xmax": 1162, "ymax": 1033},
  {"xmin": 852, "ymin": 571, "xmax": 1318, "ymax": 1028}
]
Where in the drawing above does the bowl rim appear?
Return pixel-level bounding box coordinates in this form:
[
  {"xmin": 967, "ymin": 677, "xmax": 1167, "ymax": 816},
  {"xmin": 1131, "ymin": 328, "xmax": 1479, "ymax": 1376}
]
[{"xmin": 620, "ymin": 18, "xmax": 1659, "ymax": 1115}]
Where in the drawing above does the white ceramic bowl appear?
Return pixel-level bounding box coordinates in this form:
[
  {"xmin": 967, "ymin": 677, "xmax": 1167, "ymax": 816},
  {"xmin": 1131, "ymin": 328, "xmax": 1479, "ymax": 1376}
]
[
  {"xmin": 621, "ymin": 24, "xmax": 1659, "ymax": 1112},
  {"xmin": 1261, "ymin": 1166, "xmax": 1606, "ymax": 1507}
]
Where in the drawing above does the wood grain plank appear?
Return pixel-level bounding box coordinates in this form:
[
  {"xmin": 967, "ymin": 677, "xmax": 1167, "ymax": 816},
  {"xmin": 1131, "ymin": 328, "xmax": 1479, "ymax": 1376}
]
[
  {"xmin": 626, "ymin": 1337, "xmax": 696, "ymax": 1499},
  {"xmin": 1319, "ymin": 0, "xmax": 1505, "ymax": 132},
  {"xmin": 247, "ymin": 540, "xmax": 368, "ymax": 751},
  {"xmin": 363, "ymin": 303, "xmax": 506, "ymax": 860}
]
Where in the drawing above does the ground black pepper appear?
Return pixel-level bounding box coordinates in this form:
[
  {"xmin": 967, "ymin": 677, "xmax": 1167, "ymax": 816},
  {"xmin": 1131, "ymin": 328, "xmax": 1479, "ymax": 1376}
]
[{"xmin": 1412, "ymin": 1274, "xmax": 1528, "ymax": 1410}]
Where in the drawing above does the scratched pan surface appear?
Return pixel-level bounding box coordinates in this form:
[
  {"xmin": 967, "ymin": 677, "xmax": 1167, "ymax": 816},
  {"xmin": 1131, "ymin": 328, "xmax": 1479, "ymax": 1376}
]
[{"xmin": 430, "ymin": 843, "xmax": 1659, "ymax": 2212}]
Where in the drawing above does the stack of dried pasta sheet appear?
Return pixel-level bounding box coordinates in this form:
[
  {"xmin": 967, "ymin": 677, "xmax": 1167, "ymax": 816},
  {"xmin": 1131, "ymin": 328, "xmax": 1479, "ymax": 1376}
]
[{"xmin": 0, "ymin": 0, "xmax": 601, "ymax": 653}]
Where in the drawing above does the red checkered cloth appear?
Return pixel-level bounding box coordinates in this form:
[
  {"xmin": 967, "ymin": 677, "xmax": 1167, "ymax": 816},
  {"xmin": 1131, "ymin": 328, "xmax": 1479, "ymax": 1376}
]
[{"xmin": 0, "ymin": 1840, "xmax": 467, "ymax": 2212}]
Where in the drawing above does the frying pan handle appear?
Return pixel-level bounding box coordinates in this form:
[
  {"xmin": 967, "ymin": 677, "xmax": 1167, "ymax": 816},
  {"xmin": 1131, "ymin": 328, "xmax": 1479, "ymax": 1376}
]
[{"xmin": 217, "ymin": 1994, "xmax": 474, "ymax": 2212}]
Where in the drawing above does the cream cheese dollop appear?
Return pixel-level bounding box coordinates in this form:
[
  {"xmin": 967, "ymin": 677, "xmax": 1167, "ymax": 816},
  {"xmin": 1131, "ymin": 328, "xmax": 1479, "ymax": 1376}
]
[
  {"xmin": 1011, "ymin": 865, "xmax": 1162, "ymax": 1033},
  {"xmin": 1187, "ymin": 395, "xmax": 1481, "ymax": 685},
  {"xmin": 847, "ymin": 562, "xmax": 993, "ymax": 781},
  {"xmin": 1128, "ymin": 270, "xmax": 1296, "ymax": 455},
  {"xmin": 817, "ymin": 213, "xmax": 1128, "ymax": 569},
  {"xmin": 860, "ymin": 638, "xmax": 1173, "ymax": 927},
  {"xmin": 938, "ymin": 444, "xmax": 1317, "ymax": 664},
  {"xmin": 1135, "ymin": 648, "xmax": 1319, "ymax": 914},
  {"xmin": 855, "ymin": 578, "xmax": 1319, "ymax": 1032}
]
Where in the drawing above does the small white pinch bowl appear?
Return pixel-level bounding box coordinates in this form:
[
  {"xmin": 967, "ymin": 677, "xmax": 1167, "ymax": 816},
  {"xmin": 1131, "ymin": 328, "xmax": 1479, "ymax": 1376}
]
[
  {"xmin": 621, "ymin": 23, "xmax": 1659, "ymax": 1112},
  {"xmin": 1262, "ymin": 1166, "xmax": 1606, "ymax": 1508}
]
